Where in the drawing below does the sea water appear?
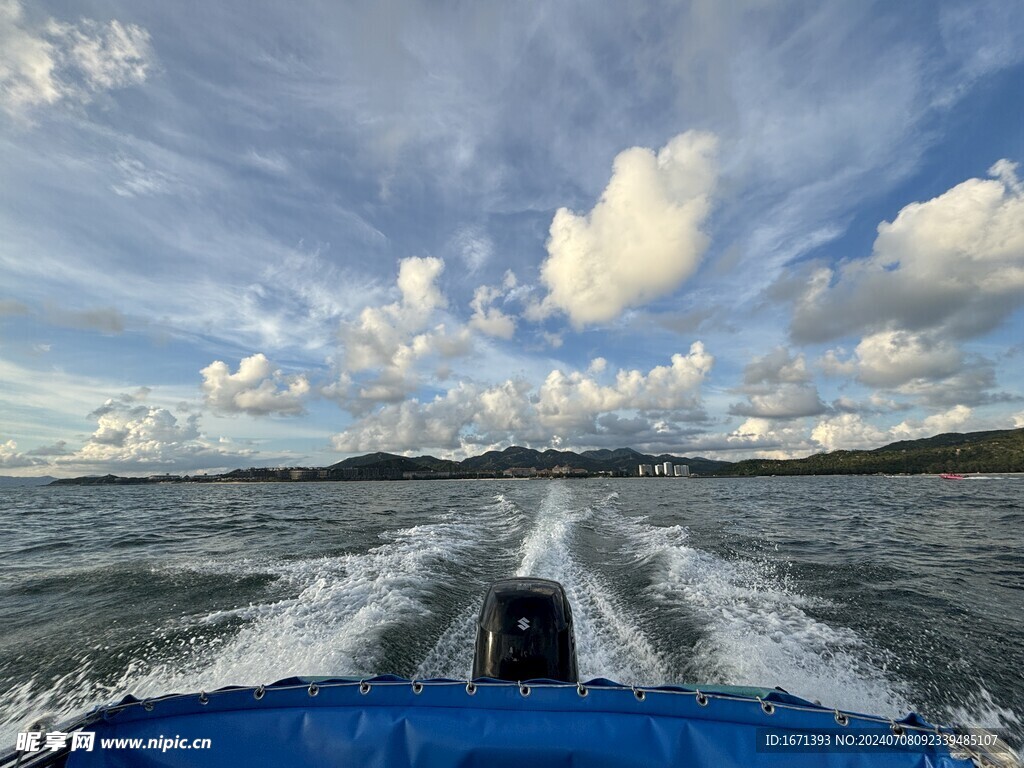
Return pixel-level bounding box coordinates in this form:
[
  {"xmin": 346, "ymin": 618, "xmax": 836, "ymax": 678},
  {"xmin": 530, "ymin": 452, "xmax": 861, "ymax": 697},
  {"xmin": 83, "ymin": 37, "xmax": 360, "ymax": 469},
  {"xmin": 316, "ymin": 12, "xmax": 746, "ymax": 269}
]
[{"xmin": 1, "ymin": 477, "xmax": 1021, "ymax": 749}]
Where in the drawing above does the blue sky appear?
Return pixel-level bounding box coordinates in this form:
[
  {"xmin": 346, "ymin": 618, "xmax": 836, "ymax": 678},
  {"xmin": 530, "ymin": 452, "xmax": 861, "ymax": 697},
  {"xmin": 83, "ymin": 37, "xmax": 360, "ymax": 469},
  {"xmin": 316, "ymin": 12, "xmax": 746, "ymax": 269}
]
[{"xmin": 2, "ymin": 0, "xmax": 1023, "ymax": 475}]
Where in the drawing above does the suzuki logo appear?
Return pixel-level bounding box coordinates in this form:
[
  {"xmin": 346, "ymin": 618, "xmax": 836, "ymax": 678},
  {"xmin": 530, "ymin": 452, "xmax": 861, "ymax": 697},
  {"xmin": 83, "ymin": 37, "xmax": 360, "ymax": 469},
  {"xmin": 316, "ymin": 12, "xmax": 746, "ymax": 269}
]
[{"xmin": 517, "ymin": 617, "xmax": 531, "ymax": 631}]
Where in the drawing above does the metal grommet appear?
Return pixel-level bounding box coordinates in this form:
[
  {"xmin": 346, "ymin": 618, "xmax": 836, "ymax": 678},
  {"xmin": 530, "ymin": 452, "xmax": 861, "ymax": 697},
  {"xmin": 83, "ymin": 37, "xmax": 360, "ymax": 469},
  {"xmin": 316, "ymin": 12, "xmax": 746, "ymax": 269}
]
[
  {"xmin": 307, "ymin": 683, "xmax": 319, "ymax": 697},
  {"xmin": 633, "ymin": 688, "xmax": 646, "ymax": 702},
  {"xmin": 695, "ymin": 690, "xmax": 709, "ymax": 707},
  {"xmin": 577, "ymin": 684, "xmax": 588, "ymax": 698},
  {"xmin": 835, "ymin": 710, "xmax": 849, "ymax": 726},
  {"xmin": 359, "ymin": 682, "xmax": 371, "ymax": 695},
  {"xmin": 412, "ymin": 681, "xmax": 424, "ymax": 695},
  {"xmin": 198, "ymin": 692, "xmax": 209, "ymax": 706},
  {"xmin": 890, "ymin": 721, "xmax": 904, "ymax": 736},
  {"xmin": 254, "ymin": 686, "xmax": 265, "ymax": 701},
  {"xmin": 519, "ymin": 685, "xmax": 531, "ymax": 697},
  {"xmin": 465, "ymin": 682, "xmax": 477, "ymax": 696},
  {"xmin": 759, "ymin": 698, "xmax": 775, "ymax": 716},
  {"xmin": 142, "ymin": 700, "xmax": 154, "ymax": 712}
]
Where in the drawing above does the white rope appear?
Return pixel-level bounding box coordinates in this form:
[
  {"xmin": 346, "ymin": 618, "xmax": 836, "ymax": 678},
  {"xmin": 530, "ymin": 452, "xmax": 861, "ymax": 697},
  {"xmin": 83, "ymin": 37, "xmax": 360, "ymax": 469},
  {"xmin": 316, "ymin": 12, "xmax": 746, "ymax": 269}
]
[{"xmin": 85, "ymin": 678, "xmax": 959, "ymax": 735}]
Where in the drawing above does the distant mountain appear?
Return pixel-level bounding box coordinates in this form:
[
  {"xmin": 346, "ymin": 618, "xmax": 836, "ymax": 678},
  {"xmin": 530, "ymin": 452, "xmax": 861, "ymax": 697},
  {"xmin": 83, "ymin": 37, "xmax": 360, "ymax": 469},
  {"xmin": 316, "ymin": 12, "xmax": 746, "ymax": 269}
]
[
  {"xmin": 328, "ymin": 452, "xmax": 448, "ymax": 473},
  {"xmin": 50, "ymin": 427, "xmax": 1023, "ymax": 487},
  {"xmin": 716, "ymin": 428, "xmax": 1024, "ymax": 476},
  {"xmin": 49, "ymin": 474, "xmax": 151, "ymax": 485},
  {"xmin": 0, "ymin": 475, "xmax": 56, "ymax": 487},
  {"xmin": 458, "ymin": 446, "xmax": 729, "ymax": 475}
]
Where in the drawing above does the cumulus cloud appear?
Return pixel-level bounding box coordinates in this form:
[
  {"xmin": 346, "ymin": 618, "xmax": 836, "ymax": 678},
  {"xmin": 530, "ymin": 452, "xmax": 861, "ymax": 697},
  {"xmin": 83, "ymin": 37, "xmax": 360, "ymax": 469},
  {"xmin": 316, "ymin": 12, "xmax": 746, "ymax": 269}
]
[
  {"xmin": 25, "ymin": 440, "xmax": 69, "ymax": 456},
  {"xmin": 200, "ymin": 353, "xmax": 310, "ymax": 416},
  {"xmin": 537, "ymin": 342, "xmax": 713, "ymax": 429},
  {"xmin": 832, "ymin": 330, "xmax": 964, "ymax": 388},
  {"xmin": 730, "ymin": 347, "xmax": 827, "ymax": 419},
  {"xmin": 331, "ymin": 345, "xmax": 714, "ymax": 454},
  {"xmin": 331, "ymin": 256, "xmax": 476, "ymax": 409},
  {"xmin": 811, "ymin": 414, "xmax": 888, "ymax": 452},
  {"xmin": 0, "ymin": 0, "xmax": 152, "ymax": 116},
  {"xmin": 792, "ymin": 161, "xmax": 1024, "ymax": 343},
  {"xmin": 717, "ymin": 417, "xmax": 815, "ymax": 460},
  {"xmin": 30, "ymin": 394, "xmax": 256, "ymax": 472},
  {"xmin": 820, "ymin": 331, "xmax": 1005, "ymax": 408},
  {"xmin": 468, "ymin": 271, "xmax": 517, "ymax": 339},
  {"xmin": 0, "ymin": 438, "xmax": 44, "ymax": 468},
  {"xmin": 342, "ymin": 256, "xmax": 449, "ymax": 371},
  {"xmin": 534, "ymin": 131, "xmax": 718, "ymax": 327},
  {"xmin": 811, "ymin": 405, "xmax": 974, "ymax": 452},
  {"xmin": 890, "ymin": 405, "xmax": 973, "ymax": 440}
]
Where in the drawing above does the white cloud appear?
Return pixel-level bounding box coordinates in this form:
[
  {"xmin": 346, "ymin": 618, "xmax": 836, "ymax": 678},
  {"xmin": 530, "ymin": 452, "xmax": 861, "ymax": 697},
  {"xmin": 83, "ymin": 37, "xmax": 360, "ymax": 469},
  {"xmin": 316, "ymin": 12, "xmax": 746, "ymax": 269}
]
[
  {"xmin": 468, "ymin": 273, "xmax": 517, "ymax": 339},
  {"xmin": 51, "ymin": 17, "xmax": 151, "ymax": 91},
  {"xmin": 331, "ymin": 345, "xmax": 714, "ymax": 454},
  {"xmin": 50, "ymin": 395, "xmax": 258, "ymax": 472},
  {"xmin": 200, "ymin": 353, "xmax": 310, "ymax": 416},
  {"xmin": 0, "ymin": 1, "xmax": 152, "ymax": 116},
  {"xmin": 0, "ymin": 438, "xmax": 43, "ymax": 468},
  {"xmin": 792, "ymin": 161, "xmax": 1024, "ymax": 342},
  {"xmin": 812, "ymin": 405, "xmax": 973, "ymax": 452},
  {"xmin": 342, "ymin": 256, "xmax": 449, "ymax": 371},
  {"xmin": 840, "ymin": 330, "xmax": 964, "ymax": 388},
  {"xmin": 719, "ymin": 417, "xmax": 815, "ymax": 460},
  {"xmin": 820, "ymin": 331, "xmax": 1003, "ymax": 408},
  {"xmin": 331, "ymin": 256, "xmax": 485, "ymax": 410},
  {"xmin": 451, "ymin": 226, "xmax": 494, "ymax": 273},
  {"xmin": 537, "ymin": 342, "xmax": 713, "ymax": 429},
  {"xmin": 110, "ymin": 155, "xmax": 176, "ymax": 198},
  {"xmin": 890, "ymin": 405, "xmax": 973, "ymax": 440},
  {"xmin": 811, "ymin": 414, "xmax": 888, "ymax": 452},
  {"xmin": 535, "ymin": 131, "xmax": 718, "ymax": 327},
  {"xmin": 730, "ymin": 348, "xmax": 826, "ymax": 419}
]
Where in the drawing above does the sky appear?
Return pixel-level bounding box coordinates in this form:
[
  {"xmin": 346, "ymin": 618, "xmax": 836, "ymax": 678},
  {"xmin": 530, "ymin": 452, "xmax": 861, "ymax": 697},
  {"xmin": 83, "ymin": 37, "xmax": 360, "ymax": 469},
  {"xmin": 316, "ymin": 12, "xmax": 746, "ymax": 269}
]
[{"xmin": 1, "ymin": 0, "xmax": 1024, "ymax": 476}]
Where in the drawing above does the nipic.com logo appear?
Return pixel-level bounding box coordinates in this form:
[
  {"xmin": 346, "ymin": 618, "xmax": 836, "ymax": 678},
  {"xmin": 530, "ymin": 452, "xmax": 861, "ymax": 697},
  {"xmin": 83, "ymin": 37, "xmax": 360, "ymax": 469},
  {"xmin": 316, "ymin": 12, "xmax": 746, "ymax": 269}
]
[
  {"xmin": 16, "ymin": 731, "xmax": 212, "ymax": 753},
  {"xmin": 16, "ymin": 730, "xmax": 95, "ymax": 753}
]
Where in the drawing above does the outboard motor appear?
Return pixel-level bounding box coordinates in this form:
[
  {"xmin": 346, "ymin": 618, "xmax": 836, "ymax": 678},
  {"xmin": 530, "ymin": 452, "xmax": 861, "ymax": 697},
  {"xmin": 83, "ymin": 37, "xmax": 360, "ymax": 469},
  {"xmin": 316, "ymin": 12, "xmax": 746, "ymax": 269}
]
[{"xmin": 472, "ymin": 577, "xmax": 578, "ymax": 682}]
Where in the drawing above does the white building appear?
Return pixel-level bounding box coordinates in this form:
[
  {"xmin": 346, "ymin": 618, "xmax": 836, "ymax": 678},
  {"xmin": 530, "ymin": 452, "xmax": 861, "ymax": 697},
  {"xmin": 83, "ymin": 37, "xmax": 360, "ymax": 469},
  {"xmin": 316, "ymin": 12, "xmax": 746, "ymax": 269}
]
[
  {"xmin": 674, "ymin": 464, "xmax": 690, "ymax": 477},
  {"xmin": 638, "ymin": 464, "xmax": 654, "ymax": 477},
  {"xmin": 661, "ymin": 462, "xmax": 673, "ymax": 477}
]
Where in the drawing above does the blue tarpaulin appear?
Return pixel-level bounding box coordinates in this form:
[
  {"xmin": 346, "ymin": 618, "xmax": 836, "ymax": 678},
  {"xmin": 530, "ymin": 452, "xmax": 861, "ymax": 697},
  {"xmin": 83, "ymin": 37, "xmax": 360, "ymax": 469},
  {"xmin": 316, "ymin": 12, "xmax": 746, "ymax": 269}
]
[{"xmin": 62, "ymin": 676, "xmax": 974, "ymax": 767}]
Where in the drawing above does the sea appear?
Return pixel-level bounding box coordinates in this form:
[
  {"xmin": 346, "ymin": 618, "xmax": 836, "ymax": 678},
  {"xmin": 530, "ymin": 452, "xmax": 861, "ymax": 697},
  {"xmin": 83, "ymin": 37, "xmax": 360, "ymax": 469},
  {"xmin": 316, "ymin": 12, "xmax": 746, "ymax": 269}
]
[{"xmin": 1, "ymin": 477, "xmax": 1021, "ymax": 751}]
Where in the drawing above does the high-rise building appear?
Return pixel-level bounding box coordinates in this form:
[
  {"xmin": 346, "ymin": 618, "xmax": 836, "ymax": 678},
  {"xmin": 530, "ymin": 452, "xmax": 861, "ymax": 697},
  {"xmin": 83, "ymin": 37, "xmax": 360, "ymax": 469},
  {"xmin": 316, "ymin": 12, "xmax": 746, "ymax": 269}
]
[
  {"xmin": 661, "ymin": 462, "xmax": 673, "ymax": 477},
  {"xmin": 674, "ymin": 464, "xmax": 690, "ymax": 477},
  {"xmin": 638, "ymin": 464, "xmax": 654, "ymax": 477}
]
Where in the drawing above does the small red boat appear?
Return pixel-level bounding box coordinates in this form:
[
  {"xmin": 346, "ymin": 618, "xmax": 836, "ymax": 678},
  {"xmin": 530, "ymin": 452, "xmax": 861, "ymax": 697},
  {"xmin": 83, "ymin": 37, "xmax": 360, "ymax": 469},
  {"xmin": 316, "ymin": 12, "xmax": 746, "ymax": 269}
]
[{"xmin": 940, "ymin": 473, "xmax": 965, "ymax": 480}]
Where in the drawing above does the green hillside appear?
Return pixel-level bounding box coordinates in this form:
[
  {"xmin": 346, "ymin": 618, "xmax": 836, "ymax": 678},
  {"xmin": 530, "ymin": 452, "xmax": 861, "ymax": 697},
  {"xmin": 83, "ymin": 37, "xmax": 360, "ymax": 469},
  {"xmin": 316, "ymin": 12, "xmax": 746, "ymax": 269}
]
[{"xmin": 717, "ymin": 428, "xmax": 1024, "ymax": 476}]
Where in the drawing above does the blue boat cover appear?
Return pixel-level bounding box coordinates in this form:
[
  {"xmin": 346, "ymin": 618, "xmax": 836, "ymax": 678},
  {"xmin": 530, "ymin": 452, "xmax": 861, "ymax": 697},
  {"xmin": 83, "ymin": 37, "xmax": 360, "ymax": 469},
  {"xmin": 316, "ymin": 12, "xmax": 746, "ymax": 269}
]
[{"xmin": 63, "ymin": 676, "xmax": 974, "ymax": 768}]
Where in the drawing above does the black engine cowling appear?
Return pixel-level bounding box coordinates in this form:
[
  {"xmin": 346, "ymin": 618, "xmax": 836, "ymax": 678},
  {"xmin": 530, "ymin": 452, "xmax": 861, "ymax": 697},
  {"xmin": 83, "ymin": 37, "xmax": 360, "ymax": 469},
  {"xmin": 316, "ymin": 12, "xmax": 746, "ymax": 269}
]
[{"xmin": 471, "ymin": 577, "xmax": 578, "ymax": 682}]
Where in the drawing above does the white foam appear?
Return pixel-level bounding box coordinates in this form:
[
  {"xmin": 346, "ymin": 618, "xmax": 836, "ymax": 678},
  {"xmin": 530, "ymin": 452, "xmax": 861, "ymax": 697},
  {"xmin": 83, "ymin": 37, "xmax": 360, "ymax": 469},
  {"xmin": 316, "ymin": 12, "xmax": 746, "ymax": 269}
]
[
  {"xmin": 1, "ymin": 500, "xmax": 511, "ymax": 744},
  {"xmin": 414, "ymin": 605, "xmax": 478, "ymax": 680},
  {"xmin": 946, "ymin": 686, "xmax": 1022, "ymax": 759},
  {"xmin": 513, "ymin": 484, "xmax": 667, "ymax": 683},
  {"xmin": 613, "ymin": 515, "xmax": 911, "ymax": 715}
]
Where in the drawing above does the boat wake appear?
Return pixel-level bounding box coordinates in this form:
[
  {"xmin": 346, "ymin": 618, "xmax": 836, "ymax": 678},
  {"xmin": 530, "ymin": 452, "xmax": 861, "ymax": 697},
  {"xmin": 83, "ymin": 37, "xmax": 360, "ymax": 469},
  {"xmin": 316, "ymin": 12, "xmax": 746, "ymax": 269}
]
[
  {"xmin": 596, "ymin": 501, "xmax": 911, "ymax": 716},
  {"xmin": 415, "ymin": 484, "xmax": 666, "ymax": 683},
  {"xmin": 0, "ymin": 496, "xmax": 520, "ymax": 744}
]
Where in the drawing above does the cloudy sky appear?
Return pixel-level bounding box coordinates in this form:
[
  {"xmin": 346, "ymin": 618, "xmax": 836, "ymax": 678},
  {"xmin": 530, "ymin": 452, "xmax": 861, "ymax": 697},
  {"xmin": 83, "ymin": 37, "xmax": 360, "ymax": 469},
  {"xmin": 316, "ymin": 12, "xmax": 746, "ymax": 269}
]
[{"xmin": 2, "ymin": 0, "xmax": 1023, "ymax": 475}]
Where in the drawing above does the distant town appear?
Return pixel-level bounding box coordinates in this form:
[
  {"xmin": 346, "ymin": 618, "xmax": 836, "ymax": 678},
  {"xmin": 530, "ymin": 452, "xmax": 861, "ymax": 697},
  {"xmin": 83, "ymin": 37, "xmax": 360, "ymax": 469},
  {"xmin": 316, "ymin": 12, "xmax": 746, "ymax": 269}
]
[
  {"xmin": 49, "ymin": 461, "xmax": 693, "ymax": 485},
  {"xmin": 28, "ymin": 427, "xmax": 1024, "ymax": 486}
]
